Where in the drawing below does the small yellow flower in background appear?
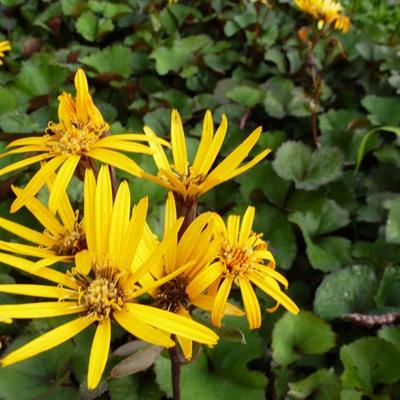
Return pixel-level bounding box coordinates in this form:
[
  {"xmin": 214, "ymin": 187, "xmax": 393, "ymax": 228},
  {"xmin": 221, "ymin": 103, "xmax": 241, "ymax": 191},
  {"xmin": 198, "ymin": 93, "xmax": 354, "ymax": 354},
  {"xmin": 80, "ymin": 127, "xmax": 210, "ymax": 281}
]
[
  {"xmin": 0, "ymin": 180, "xmax": 86, "ymax": 268},
  {"xmin": 0, "ymin": 166, "xmax": 218, "ymax": 389},
  {"xmin": 142, "ymin": 109, "xmax": 271, "ymax": 202},
  {"xmin": 295, "ymin": 0, "xmax": 351, "ymax": 33},
  {"xmin": 138, "ymin": 192, "xmax": 243, "ymax": 360},
  {"xmin": 0, "ymin": 69, "xmax": 165, "ymax": 215},
  {"xmin": 189, "ymin": 206, "xmax": 299, "ymax": 330},
  {"xmin": 0, "ymin": 40, "xmax": 11, "ymax": 65}
]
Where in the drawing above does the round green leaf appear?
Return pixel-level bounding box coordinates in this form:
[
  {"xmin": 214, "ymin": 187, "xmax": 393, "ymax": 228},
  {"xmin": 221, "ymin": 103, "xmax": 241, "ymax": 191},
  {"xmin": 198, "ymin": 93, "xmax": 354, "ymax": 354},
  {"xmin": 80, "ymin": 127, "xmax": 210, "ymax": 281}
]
[{"xmin": 271, "ymin": 311, "xmax": 336, "ymax": 366}]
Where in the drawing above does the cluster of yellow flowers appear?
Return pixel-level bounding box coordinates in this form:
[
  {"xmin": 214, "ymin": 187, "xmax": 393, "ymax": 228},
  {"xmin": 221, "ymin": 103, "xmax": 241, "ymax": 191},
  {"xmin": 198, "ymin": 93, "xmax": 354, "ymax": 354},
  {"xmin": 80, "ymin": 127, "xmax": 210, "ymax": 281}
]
[
  {"xmin": 295, "ymin": 0, "xmax": 351, "ymax": 33},
  {"xmin": 0, "ymin": 69, "xmax": 298, "ymax": 389},
  {"xmin": 0, "ymin": 41, "xmax": 11, "ymax": 65}
]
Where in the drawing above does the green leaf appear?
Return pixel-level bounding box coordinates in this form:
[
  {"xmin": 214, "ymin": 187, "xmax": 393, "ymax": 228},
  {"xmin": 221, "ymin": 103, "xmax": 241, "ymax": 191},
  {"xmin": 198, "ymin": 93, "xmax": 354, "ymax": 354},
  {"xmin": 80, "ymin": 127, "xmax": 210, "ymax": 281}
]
[
  {"xmin": 155, "ymin": 353, "xmax": 266, "ymax": 400},
  {"xmin": 288, "ymin": 368, "xmax": 340, "ymax": 400},
  {"xmin": 81, "ymin": 45, "xmax": 135, "ymax": 78},
  {"xmin": 378, "ymin": 326, "xmax": 400, "ymax": 347},
  {"xmin": 306, "ymin": 236, "xmax": 352, "ymax": 272},
  {"xmin": 15, "ymin": 60, "xmax": 68, "ymax": 98},
  {"xmin": 0, "ymin": 110, "xmax": 41, "ymax": 133},
  {"xmin": 340, "ymin": 389, "xmax": 363, "ymax": 400},
  {"xmin": 271, "ymin": 311, "xmax": 336, "ymax": 366},
  {"xmin": 362, "ymin": 95, "xmax": 400, "ymax": 126},
  {"xmin": 253, "ymin": 204, "xmax": 297, "ymax": 270},
  {"xmin": 273, "ymin": 141, "xmax": 343, "ymax": 190},
  {"xmin": 355, "ymin": 126, "xmax": 400, "ymax": 171},
  {"xmin": 288, "ymin": 199, "xmax": 350, "ymax": 238},
  {"xmin": 151, "ymin": 35, "xmax": 211, "ymax": 75},
  {"xmin": 75, "ymin": 10, "xmax": 97, "ymax": 41},
  {"xmin": 0, "ymin": 335, "xmax": 78, "ymax": 400},
  {"xmin": 385, "ymin": 197, "xmax": 400, "ymax": 244},
  {"xmin": 340, "ymin": 337, "xmax": 400, "ymax": 393},
  {"xmin": 207, "ymin": 316, "xmax": 267, "ymax": 389},
  {"xmin": 226, "ymin": 85, "xmax": 264, "ymax": 107},
  {"xmin": 108, "ymin": 375, "xmax": 140, "ymax": 400},
  {"xmin": 263, "ymin": 77, "xmax": 294, "ymax": 118},
  {"xmin": 0, "ymin": 87, "xmax": 16, "ymax": 113},
  {"xmin": 374, "ymin": 265, "xmax": 400, "ymax": 308},
  {"xmin": 314, "ymin": 265, "xmax": 377, "ymax": 320}
]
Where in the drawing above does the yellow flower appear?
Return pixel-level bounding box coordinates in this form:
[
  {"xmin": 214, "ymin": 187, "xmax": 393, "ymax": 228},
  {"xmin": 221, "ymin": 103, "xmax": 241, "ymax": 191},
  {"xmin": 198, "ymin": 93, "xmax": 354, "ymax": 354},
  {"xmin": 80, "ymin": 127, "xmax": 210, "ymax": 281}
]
[
  {"xmin": 0, "ymin": 40, "xmax": 11, "ymax": 65},
  {"xmin": 0, "ymin": 69, "xmax": 165, "ymax": 214},
  {"xmin": 0, "ymin": 166, "xmax": 218, "ymax": 389},
  {"xmin": 138, "ymin": 192, "xmax": 243, "ymax": 360},
  {"xmin": 0, "ymin": 181, "xmax": 86, "ymax": 268},
  {"xmin": 295, "ymin": 0, "xmax": 351, "ymax": 33},
  {"xmin": 142, "ymin": 109, "xmax": 271, "ymax": 202},
  {"xmin": 189, "ymin": 206, "xmax": 299, "ymax": 330}
]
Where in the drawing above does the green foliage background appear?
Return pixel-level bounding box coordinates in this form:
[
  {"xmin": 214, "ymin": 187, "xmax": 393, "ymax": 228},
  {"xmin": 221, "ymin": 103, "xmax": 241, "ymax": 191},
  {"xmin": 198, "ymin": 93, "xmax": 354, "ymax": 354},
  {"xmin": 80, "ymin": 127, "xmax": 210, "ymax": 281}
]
[{"xmin": 0, "ymin": 0, "xmax": 400, "ymax": 399}]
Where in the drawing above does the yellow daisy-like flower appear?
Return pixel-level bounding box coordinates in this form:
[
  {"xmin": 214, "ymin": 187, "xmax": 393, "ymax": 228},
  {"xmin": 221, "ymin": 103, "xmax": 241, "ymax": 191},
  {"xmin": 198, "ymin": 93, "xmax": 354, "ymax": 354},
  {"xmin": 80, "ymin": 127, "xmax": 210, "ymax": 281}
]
[
  {"xmin": 138, "ymin": 192, "xmax": 243, "ymax": 360},
  {"xmin": 189, "ymin": 206, "xmax": 299, "ymax": 330},
  {"xmin": 295, "ymin": 0, "xmax": 351, "ymax": 33},
  {"xmin": 142, "ymin": 109, "xmax": 271, "ymax": 203},
  {"xmin": 0, "ymin": 166, "xmax": 218, "ymax": 389},
  {"xmin": 0, "ymin": 68, "xmax": 164, "ymax": 215},
  {"xmin": 0, "ymin": 40, "xmax": 11, "ymax": 65},
  {"xmin": 0, "ymin": 182, "xmax": 86, "ymax": 268}
]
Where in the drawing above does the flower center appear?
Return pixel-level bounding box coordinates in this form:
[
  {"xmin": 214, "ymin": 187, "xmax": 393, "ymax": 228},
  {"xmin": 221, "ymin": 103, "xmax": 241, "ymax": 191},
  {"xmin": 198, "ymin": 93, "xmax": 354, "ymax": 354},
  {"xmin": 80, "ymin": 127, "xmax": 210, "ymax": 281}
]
[
  {"xmin": 78, "ymin": 267, "xmax": 125, "ymax": 320},
  {"xmin": 221, "ymin": 241, "xmax": 252, "ymax": 278},
  {"xmin": 156, "ymin": 276, "xmax": 189, "ymax": 313},
  {"xmin": 51, "ymin": 221, "xmax": 87, "ymax": 256},
  {"xmin": 46, "ymin": 120, "xmax": 107, "ymax": 155}
]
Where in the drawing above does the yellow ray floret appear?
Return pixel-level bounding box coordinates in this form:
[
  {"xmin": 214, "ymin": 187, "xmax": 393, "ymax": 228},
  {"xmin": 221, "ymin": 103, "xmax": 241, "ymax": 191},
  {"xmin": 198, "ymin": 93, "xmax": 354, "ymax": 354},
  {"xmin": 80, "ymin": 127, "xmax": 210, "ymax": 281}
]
[
  {"xmin": 188, "ymin": 206, "xmax": 299, "ymax": 330},
  {"xmin": 295, "ymin": 0, "xmax": 351, "ymax": 33},
  {"xmin": 137, "ymin": 192, "xmax": 243, "ymax": 360},
  {"xmin": 0, "ymin": 40, "xmax": 11, "ymax": 65},
  {"xmin": 0, "ymin": 166, "xmax": 218, "ymax": 389},
  {"xmin": 142, "ymin": 109, "xmax": 271, "ymax": 201},
  {"xmin": 0, "ymin": 184, "xmax": 86, "ymax": 265},
  {"xmin": 0, "ymin": 68, "xmax": 166, "ymax": 214}
]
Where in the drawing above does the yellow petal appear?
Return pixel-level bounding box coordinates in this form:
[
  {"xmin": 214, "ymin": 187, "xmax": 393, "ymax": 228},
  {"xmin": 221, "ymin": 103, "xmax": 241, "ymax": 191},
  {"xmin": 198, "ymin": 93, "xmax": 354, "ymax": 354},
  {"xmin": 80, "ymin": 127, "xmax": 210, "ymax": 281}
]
[
  {"xmin": 0, "ymin": 302, "xmax": 83, "ymax": 319},
  {"xmin": 0, "ymin": 240, "xmax": 54, "ymax": 259},
  {"xmin": 92, "ymin": 141, "xmax": 152, "ymax": 155},
  {"xmin": 224, "ymin": 148, "xmax": 271, "ymax": 181},
  {"xmin": 108, "ymin": 181, "xmax": 131, "ymax": 262},
  {"xmin": 12, "ymin": 186, "xmax": 63, "ymax": 237},
  {"xmin": 6, "ymin": 136, "xmax": 48, "ymax": 149},
  {"xmin": 95, "ymin": 166, "xmax": 113, "ymax": 258},
  {"xmin": 191, "ymin": 294, "xmax": 244, "ymax": 317},
  {"xmin": 186, "ymin": 261, "xmax": 224, "ymax": 299},
  {"xmin": 239, "ymin": 277, "xmax": 261, "ymax": 329},
  {"xmin": 239, "ymin": 206, "xmax": 255, "ymax": 246},
  {"xmin": 1, "ymin": 316, "xmax": 92, "ymax": 367},
  {"xmin": 163, "ymin": 192, "xmax": 177, "ymax": 273},
  {"xmin": 0, "ymin": 153, "xmax": 51, "ymax": 178},
  {"xmin": 88, "ymin": 148, "xmax": 142, "ymax": 177},
  {"xmin": 211, "ymin": 276, "xmax": 233, "ymax": 327},
  {"xmin": 206, "ymin": 126, "xmax": 262, "ymax": 183},
  {"xmin": 197, "ymin": 113, "xmax": 228, "ymax": 176},
  {"xmin": 0, "ymin": 284, "xmax": 75, "ymax": 299},
  {"xmin": 120, "ymin": 197, "xmax": 148, "ymax": 270},
  {"xmin": 32, "ymin": 256, "xmax": 72, "ymax": 271},
  {"xmin": 113, "ymin": 309, "xmax": 174, "ymax": 347},
  {"xmin": 75, "ymin": 249, "xmax": 92, "ymax": 276},
  {"xmin": 0, "ymin": 253, "xmax": 77, "ymax": 289},
  {"xmin": 0, "ymin": 216, "xmax": 55, "ymax": 247},
  {"xmin": 227, "ymin": 215, "xmax": 240, "ymax": 246},
  {"xmin": 192, "ymin": 110, "xmax": 214, "ymax": 172},
  {"xmin": 87, "ymin": 318, "xmax": 111, "ymax": 389},
  {"xmin": 10, "ymin": 156, "xmax": 67, "ymax": 213},
  {"xmin": 84, "ymin": 168, "xmax": 97, "ymax": 254},
  {"xmin": 176, "ymin": 308, "xmax": 193, "ymax": 361},
  {"xmin": 143, "ymin": 126, "xmax": 172, "ymax": 172},
  {"xmin": 126, "ymin": 303, "xmax": 219, "ymax": 345},
  {"xmin": 248, "ymin": 271, "xmax": 299, "ymax": 314},
  {"xmin": 170, "ymin": 109, "xmax": 188, "ymax": 176},
  {"xmin": 48, "ymin": 155, "xmax": 80, "ymax": 215}
]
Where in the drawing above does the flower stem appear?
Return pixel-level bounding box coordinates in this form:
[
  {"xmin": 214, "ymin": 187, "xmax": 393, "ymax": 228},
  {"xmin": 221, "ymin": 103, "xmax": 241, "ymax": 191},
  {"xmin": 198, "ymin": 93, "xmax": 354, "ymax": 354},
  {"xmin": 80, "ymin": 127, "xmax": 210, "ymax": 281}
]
[{"xmin": 169, "ymin": 344, "xmax": 181, "ymax": 400}]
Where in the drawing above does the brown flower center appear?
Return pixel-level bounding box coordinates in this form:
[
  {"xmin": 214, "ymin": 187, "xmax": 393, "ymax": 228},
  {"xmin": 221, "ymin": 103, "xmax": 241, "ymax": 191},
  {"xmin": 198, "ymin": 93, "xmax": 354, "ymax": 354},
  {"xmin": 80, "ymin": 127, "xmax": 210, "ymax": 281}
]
[
  {"xmin": 77, "ymin": 266, "xmax": 125, "ymax": 320},
  {"xmin": 51, "ymin": 221, "xmax": 87, "ymax": 256},
  {"xmin": 156, "ymin": 276, "xmax": 189, "ymax": 313}
]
